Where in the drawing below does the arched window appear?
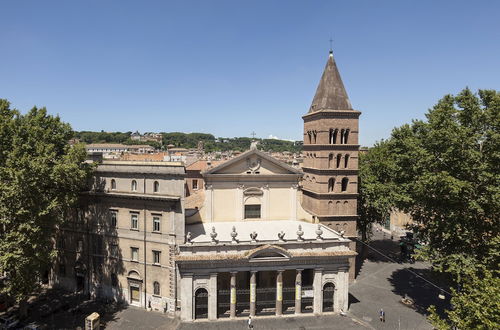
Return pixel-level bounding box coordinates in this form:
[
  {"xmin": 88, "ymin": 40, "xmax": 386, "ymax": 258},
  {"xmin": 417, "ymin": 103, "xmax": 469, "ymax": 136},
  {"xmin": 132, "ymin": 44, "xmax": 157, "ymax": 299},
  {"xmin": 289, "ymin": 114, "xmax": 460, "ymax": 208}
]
[
  {"xmin": 153, "ymin": 281, "xmax": 160, "ymax": 296},
  {"xmin": 333, "ymin": 129, "xmax": 338, "ymax": 144},
  {"xmin": 344, "ymin": 154, "xmax": 350, "ymax": 168},
  {"xmin": 335, "ymin": 201, "xmax": 341, "ymax": 214},
  {"xmin": 340, "ymin": 129, "xmax": 345, "ymax": 144},
  {"xmin": 344, "ymin": 129, "xmax": 350, "ymax": 144},
  {"xmin": 341, "ymin": 178, "xmax": 349, "ymax": 192},
  {"xmin": 328, "ymin": 201, "xmax": 334, "ymax": 213},
  {"xmin": 329, "ymin": 129, "xmax": 334, "ymax": 144},
  {"xmin": 343, "ymin": 201, "xmax": 349, "ymax": 215},
  {"xmin": 307, "ymin": 131, "xmax": 312, "ymax": 144},
  {"xmin": 153, "ymin": 181, "xmax": 159, "ymax": 193},
  {"xmin": 328, "ymin": 153, "xmax": 334, "ymax": 168},
  {"xmin": 111, "ymin": 179, "xmax": 116, "ymax": 190},
  {"xmin": 313, "ymin": 131, "xmax": 317, "ymax": 144},
  {"xmin": 336, "ymin": 154, "xmax": 342, "ymax": 168},
  {"xmin": 131, "ymin": 180, "xmax": 137, "ymax": 192},
  {"xmin": 328, "ymin": 178, "xmax": 335, "ymax": 192}
]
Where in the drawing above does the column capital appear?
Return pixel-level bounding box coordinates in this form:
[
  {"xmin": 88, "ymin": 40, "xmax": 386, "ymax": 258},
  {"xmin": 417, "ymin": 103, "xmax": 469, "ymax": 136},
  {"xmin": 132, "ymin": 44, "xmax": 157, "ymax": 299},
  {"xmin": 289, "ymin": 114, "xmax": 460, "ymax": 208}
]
[
  {"xmin": 230, "ymin": 271, "xmax": 238, "ymax": 275},
  {"xmin": 296, "ymin": 269, "xmax": 304, "ymax": 272}
]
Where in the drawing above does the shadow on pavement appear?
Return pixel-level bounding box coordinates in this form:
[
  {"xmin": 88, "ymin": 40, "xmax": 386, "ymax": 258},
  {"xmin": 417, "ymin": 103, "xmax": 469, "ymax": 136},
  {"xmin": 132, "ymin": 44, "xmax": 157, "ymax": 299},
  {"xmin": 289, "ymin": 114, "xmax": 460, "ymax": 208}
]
[
  {"xmin": 20, "ymin": 288, "xmax": 127, "ymax": 329},
  {"xmin": 356, "ymin": 236, "xmax": 401, "ymax": 277},
  {"xmin": 348, "ymin": 293, "xmax": 360, "ymax": 309},
  {"xmin": 388, "ymin": 267, "xmax": 450, "ymax": 317}
]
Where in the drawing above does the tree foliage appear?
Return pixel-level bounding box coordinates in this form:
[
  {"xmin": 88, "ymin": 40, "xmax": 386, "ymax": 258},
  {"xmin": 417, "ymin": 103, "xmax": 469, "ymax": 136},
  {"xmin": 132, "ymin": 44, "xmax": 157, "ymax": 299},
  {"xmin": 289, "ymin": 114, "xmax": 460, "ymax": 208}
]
[
  {"xmin": 369, "ymin": 88, "xmax": 500, "ymax": 328},
  {"xmin": 389, "ymin": 89, "xmax": 499, "ymax": 272},
  {"xmin": 357, "ymin": 140, "xmax": 400, "ymax": 241},
  {"xmin": 0, "ymin": 100, "xmax": 91, "ymax": 310}
]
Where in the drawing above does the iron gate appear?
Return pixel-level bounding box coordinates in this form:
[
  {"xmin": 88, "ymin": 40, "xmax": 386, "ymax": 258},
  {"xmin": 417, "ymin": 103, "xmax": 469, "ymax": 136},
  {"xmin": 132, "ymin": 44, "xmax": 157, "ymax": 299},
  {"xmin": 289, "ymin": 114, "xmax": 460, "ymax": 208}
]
[
  {"xmin": 323, "ymin": 283, "xmax": 335, "ymax": 312},
  {"xmin": 195, "ymin": 289, "xmax": 208, "ymax": 319},
  {"xmin": 302, "ymin": 285, "xmax": 314, "ymax": 313}
]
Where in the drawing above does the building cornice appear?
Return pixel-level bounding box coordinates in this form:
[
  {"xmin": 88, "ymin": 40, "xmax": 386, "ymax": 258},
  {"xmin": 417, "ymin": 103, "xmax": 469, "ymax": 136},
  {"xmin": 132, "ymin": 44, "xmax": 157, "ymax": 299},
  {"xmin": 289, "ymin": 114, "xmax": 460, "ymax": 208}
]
[
  {"xmin": 302, "ymin": 168, "xmax": 358, "ymax": 175},
  {"xmin": 301, "ymin": 189, "xmax": 358, "ymax": 199},
  {"xmin": 302, "ymin": 110, "xmax": 361, "ymax": 121}
]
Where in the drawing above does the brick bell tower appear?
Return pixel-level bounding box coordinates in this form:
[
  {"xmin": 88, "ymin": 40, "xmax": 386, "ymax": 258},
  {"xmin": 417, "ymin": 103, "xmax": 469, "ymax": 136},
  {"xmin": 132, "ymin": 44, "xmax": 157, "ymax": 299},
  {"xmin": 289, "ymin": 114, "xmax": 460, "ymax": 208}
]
[{"xmin": 301, "ymin": 50, "xmax": 361, "ymax": 280}]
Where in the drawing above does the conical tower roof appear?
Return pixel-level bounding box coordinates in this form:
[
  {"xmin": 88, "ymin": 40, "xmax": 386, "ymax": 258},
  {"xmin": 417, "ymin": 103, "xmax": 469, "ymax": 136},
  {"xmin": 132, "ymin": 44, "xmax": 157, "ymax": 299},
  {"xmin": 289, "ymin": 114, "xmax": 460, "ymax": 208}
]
[{"xmin": 308, "ymin": 51, "xmax": 352, "ymax": 112}]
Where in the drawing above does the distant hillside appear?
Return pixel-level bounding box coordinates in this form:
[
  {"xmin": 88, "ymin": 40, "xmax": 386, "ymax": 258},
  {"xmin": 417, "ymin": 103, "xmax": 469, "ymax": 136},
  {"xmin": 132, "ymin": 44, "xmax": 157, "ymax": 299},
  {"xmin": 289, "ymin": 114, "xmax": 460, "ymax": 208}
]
[{"xmin": 73, "ymin": 131, "xmax": 302, "ymax": 153}]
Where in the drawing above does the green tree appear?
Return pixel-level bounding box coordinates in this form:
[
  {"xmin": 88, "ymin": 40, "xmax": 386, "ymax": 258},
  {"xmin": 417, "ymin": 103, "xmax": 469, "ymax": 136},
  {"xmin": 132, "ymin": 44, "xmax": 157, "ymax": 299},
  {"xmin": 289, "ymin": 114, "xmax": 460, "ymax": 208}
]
[
  {"xmin": 0, "ymin": 100, "xmax": 92, "ymax": 317},
  {"xmin": 386, "ymin": 89, "xmax": 500, "ymax": 328},
  {"xmin": 357, "ymin": 140, "xmax": 399, "ymax": 241}
]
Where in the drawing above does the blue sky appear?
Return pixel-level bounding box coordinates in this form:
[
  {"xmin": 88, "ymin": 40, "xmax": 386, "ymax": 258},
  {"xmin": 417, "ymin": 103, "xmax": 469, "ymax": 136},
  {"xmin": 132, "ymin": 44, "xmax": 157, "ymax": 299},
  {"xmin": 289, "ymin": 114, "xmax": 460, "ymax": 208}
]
[{"xmin": 1, "ymin": 1, "xmax": 499, "ymax": 146}]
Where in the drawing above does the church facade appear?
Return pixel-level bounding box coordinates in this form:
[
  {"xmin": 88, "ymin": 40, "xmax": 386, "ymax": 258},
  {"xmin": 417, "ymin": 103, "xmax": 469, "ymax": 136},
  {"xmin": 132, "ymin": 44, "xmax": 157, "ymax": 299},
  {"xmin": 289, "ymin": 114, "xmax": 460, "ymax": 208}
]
[{"xmin": 51, "ymin": 50, "xmax": 360, "ymax": 321}]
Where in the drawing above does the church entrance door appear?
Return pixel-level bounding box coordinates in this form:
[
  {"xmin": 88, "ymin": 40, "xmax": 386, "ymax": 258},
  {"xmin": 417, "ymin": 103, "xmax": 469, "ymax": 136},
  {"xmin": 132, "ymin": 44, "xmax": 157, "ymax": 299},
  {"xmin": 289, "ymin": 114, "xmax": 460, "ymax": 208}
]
[{"xmin": 194, "ymin": 288, "xmax": 208, "ymax": 319}]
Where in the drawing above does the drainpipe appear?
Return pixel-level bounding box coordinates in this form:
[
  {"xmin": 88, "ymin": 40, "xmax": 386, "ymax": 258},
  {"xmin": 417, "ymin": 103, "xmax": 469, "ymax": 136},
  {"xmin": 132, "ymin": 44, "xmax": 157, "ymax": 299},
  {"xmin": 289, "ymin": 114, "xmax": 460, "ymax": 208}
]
[{"xmin": 143, "ymin": 175, "xmax": 147, "ymax": 309}]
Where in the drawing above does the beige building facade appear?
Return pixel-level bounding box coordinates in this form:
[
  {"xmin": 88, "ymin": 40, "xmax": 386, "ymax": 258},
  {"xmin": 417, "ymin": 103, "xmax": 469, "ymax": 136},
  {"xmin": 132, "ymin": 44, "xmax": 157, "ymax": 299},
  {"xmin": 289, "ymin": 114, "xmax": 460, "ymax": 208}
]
[
  {"xmin": 52, "ymin": 160, "xmax": 185, "ymax": 313},
  {"xmin": 52, "ymin": 50, "xmax": 361, "ymax": 322}
]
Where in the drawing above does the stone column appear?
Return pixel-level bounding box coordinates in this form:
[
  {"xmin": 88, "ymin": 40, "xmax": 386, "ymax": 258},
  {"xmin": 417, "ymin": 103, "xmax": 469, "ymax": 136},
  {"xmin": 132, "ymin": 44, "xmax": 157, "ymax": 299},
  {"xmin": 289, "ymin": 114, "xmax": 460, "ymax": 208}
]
[
  {"xmin": 230, "ymin": 272, "xmax": 237, "ymax": 318},
  {"xmin": 313, "ymin": 268, "xmax": 323, "ymax": 315},
  {"xmin": 276, "ymin": 270, "xmax": 283, "ymax": 316},
  {"xmin": 338, "ymin": 268, "xmax": 349, "ymax": 312},
  {"xmin": 295, "ymin": 269, "xmax": 302, "ymax": 314},
  {"xmin": 180, "ymin": 273, "xmax": 194, "ymax": 321},
  {"xmin": 250, "ymin": 271, "xmax": 257, "ymax": 317},
  {"xmin": 208, "ymin": 273, "xmax": 218, "ymax": 320}
]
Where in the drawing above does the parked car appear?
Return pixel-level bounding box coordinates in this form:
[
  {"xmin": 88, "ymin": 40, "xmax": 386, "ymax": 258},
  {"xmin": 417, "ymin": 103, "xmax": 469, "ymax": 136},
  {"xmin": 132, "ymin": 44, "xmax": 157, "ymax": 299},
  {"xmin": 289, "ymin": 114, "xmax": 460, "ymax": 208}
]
[
  {"xmin": 0, "ymin": 314, "xmax": 19, "ymax": 329},
  {"xmin": 22, "ymin": 322, "xmax": 47, "ymax": 330}
]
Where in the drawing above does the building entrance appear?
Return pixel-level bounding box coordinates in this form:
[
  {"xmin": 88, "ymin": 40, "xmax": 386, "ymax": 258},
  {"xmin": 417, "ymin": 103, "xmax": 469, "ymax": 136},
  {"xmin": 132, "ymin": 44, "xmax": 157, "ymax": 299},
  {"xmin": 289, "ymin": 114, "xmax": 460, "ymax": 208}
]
[
  {"xmin": 194, "ymin": 288, "xmax": 208, "ymax": 319},
  {"xmin": 323, "ymin": 283, "xmax": 335, "ymax": 312}
]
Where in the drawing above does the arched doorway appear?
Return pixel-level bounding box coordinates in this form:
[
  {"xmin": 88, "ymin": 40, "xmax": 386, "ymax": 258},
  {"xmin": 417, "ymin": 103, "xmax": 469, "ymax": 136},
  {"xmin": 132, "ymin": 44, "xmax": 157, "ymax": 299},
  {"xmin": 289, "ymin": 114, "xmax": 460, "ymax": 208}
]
[
  {"xmin": 194, "ymin": 288, "xmax": 208, "ymax": 319},
  {"xmin": 323, "ymin": 283, "xmax": 335, "ymax": 312}
]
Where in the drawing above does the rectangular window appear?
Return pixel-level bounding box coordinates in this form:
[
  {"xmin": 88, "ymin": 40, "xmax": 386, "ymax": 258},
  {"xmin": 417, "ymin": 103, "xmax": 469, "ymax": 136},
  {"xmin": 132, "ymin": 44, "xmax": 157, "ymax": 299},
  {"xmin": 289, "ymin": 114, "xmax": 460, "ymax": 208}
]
[
  {"xmin": 192, "ymin": 179, "xmax": 198, "ymax": 190},
  {"xmin": 110, "ymin": 244, "xmax": 119, "ymax": 257},
  {"xmin": 77, "ymin": 240, "xmax": 83, "ymax": 252},
  {"xmin": 244, "ymin": 204, "xmax": 261, "ymax": 219},
  {"xmin": 131, "ymin": 247, "xmax": 139, "ymax": 261},
  {"xmin": 59, "ymin": 263, "xmax": 66, "ymax": 276},
  {"xmin": 57, "ymin": 238, "xmax": 65, "ymax": 250},
  {"xmin": 153, "ymin": 250, "xmax": 161, "ymax": 265},
  {"xmin": 93, "ymin": 236, "xmax": 103, "ymax": 255},
  {"xmin": 110, "ymin": 210, "xmax": 117, "ymax": 227},
  {"xmin": 130, "ymin": 213, "xmax": 139, "ymax": 230},
  {"xmin": 153, "ymin": 216, "xmax": 161, "ymax": 232}
]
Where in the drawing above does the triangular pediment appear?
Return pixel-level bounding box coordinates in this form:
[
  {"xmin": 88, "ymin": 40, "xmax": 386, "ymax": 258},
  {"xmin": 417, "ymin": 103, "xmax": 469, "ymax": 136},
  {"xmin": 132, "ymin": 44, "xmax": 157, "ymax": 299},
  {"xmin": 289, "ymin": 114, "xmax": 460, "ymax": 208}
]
[
  {"xmin": 246, "ymin": 244, "xmax": 291, "ymax": 261},
  {"xmin": 204, "ymin": 149, "xmax": 302, "ymax": 176}
]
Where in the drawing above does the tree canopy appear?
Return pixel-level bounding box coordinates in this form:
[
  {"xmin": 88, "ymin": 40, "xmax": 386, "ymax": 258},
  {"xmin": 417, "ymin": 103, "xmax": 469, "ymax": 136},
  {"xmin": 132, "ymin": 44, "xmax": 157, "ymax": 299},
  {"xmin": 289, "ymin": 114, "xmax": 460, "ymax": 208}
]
[
  {"xmin": 0, "ymin": 100, "xmax": 91, "ymax": 313},
  {"xmin": 358, "ymin": 88, "xmax": 499, "ymax": 328}
]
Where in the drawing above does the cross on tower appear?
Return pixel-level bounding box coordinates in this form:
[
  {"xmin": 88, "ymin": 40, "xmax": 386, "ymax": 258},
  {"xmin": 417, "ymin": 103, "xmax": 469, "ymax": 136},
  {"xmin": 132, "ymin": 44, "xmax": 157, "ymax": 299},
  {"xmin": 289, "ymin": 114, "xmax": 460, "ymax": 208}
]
[
  {"xmin": 329, "ymin": 37, "xmax": 333, "ymax": 52},
  {"xmin": 251, "ymin": 131, "xmax": 256, "ymax": 139}
]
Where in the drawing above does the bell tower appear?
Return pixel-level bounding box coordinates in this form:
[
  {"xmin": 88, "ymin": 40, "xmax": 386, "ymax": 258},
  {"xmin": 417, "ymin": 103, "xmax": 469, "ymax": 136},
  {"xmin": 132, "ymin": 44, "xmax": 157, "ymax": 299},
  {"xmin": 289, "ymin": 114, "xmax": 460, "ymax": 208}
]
[{"xmin": 301, "ymin": 50, "xmax": 361, "ymax": 279}]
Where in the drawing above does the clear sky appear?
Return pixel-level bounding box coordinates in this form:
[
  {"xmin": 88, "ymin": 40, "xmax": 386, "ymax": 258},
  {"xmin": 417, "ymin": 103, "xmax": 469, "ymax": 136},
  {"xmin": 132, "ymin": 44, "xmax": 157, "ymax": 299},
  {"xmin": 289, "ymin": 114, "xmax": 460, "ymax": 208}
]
[{"xmin": 1, "ymin": 1, "xmax": 499, "ymax": 146}]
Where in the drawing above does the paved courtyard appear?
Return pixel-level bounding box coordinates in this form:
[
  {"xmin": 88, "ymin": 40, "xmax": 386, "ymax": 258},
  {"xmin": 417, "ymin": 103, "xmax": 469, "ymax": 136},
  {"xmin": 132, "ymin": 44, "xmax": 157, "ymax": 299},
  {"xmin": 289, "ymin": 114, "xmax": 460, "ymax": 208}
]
[
  {"xmin": 102, "ymin": 229, "xmax": 449, "ymax": 330},
  {"xmin": 15, "ymin": 229, "xmax": 447, "ymax": 329}
]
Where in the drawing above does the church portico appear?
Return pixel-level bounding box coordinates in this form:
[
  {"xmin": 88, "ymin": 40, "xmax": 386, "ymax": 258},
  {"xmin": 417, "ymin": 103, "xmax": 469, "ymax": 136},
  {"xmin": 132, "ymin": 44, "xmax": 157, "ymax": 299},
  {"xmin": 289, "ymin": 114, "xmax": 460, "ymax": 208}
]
[{"xmin": 177, "ymin": 220, "xmax": 354, "ymax": 321}]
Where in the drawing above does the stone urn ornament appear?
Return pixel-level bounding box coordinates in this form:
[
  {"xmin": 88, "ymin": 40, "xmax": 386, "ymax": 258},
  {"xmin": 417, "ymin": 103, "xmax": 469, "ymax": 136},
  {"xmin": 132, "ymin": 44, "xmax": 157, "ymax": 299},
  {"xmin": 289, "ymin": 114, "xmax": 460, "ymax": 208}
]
[
  {"xmin": 186, "ymin": 231, "xmax": 192, "ymax": 244},
  {"xmin": 231, "ymin": 226, "xmax": 238, "ymax": 243},
  {"xmin": 278, "ymin": 231, "xmax": 286, "ymax": 242},
  {"xmin": 210, "ymin": 226, "xmax": 218, "ymax": 244},
  {"xmin": 296, "ymin": 225, "xmax": 304, "ymax": 241},
  {"xmin": 250, "ymin": 231, "xmax": 258, "ymax": 242},
  {"xmin": 316, "ymin": 224, "xmax": 324, "ymax": 240}
]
